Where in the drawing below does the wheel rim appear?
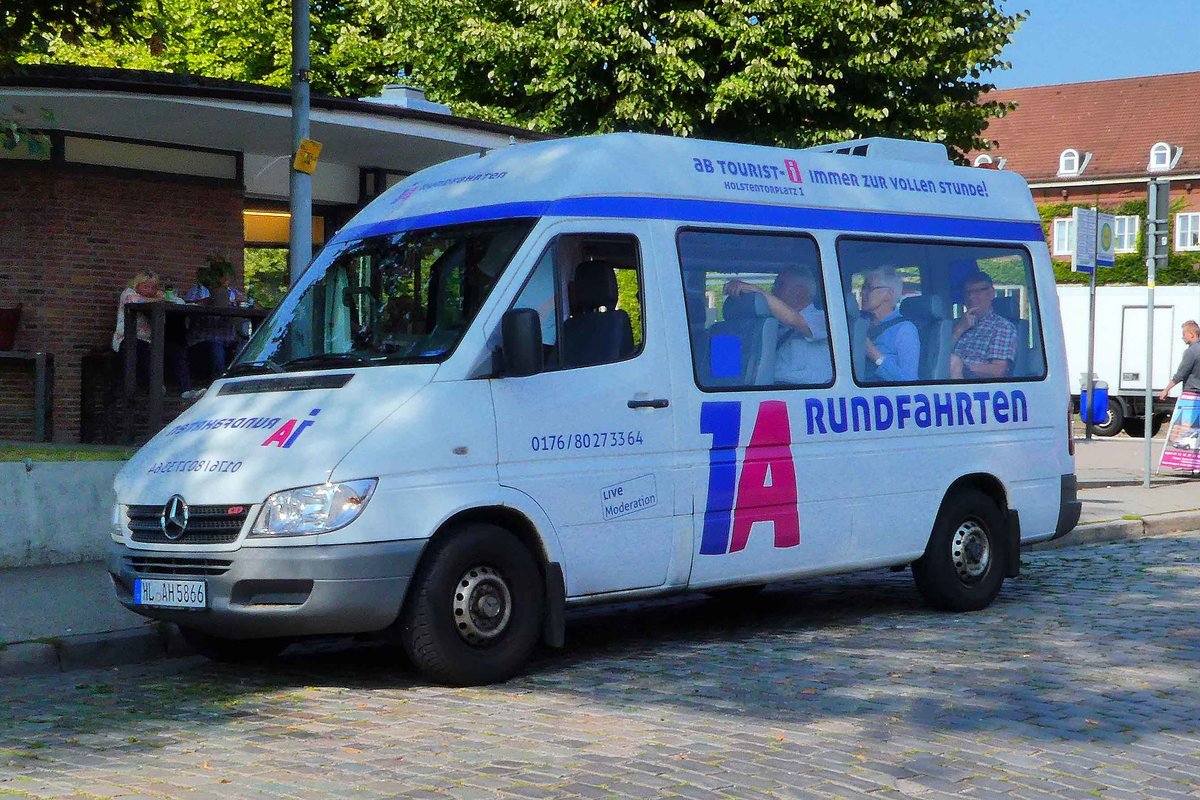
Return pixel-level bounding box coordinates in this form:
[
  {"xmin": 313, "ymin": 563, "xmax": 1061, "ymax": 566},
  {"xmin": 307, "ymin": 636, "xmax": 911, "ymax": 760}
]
[
  {"xmin": 951, "ymin": 520, "xmax": 991, "ymax": 584},
  {"xmin": 452, "ymin": 565, "xmax": 513, "ymax": 646}
]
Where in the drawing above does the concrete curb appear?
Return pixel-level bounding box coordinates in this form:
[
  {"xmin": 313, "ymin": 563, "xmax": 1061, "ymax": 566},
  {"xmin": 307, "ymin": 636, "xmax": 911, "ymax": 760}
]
[
  {"xmin": 1027, "ymin": 509, "xmax": 1200, "ymax": 552},
  {"xmin": 4, "ymin": 511, "xmax": 1199, "ymax": 679},
  {"xmin": 0, "ymin": 624, "xmax": 192, "ymax": 678},
  {"xmin": 1078, "ymin": 477, "xmax": 1192, "ymax": 489}
]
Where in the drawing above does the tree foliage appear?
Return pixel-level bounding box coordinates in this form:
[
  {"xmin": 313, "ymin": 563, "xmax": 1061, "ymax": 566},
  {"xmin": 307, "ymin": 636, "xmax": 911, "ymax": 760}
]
[
  {"xmin": 15, "ymin": 0, "xmax": 403, "ymax": 97},
  {"xmin": 15, "ymin": 0, "xmax": 1021, "ymax": 154},
  {"xmin": 0, "ymin": 0, "xmax": 140, "ymax": 67},
  {"xmin": 375, "ymin": 0, "xmax": 1022, "ymax": 154}
]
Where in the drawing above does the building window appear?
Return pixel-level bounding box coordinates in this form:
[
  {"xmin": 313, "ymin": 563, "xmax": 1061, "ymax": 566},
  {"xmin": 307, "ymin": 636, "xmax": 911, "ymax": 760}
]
[
  {"xmin": 1052, "ymin": 217, "xmax": 1075, "ymax": 256},
  {"xmin": 1177, "ymin": 213, "xmax": 1200, "ymax": 252},
  {"xmin": 973, "ymin": 154, "xmax": 993, "ymax": 167},
  {"xmin": 1058, "ymin": 149, "xmax": 1079, "ymax": 177},
  {"xmin": 1149, "ymin": 142, "xmax": 1173, "ymax": 172},
  {"xmin": 1114, "ymin": 215, "xmax": 1139, "ymax": 253}
]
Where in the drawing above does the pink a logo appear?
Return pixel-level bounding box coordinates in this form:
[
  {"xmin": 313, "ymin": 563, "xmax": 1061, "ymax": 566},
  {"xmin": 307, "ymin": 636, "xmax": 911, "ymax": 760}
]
[
  {"xmin": 261, "ymin": 408, "xmax": 320, "ymax": 449},
  {"xmin": 700, "ymin": 400, "xmax": 800, "ymax": 555}
]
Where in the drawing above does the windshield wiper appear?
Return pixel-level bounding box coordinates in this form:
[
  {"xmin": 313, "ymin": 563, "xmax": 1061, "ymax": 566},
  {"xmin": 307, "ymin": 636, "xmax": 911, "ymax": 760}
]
[
  {"xmin": 281, "ymin": 353, "xmax": 369, "ymax": 371},
  {"xmin": 225, "ymin": 358, "xmax": 284, "ymax": 377}
]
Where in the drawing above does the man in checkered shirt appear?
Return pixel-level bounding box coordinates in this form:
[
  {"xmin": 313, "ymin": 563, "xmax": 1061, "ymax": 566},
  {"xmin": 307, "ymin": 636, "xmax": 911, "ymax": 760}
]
[{"xmin": 949, "ymin": 272, "xmax": 1017, "ymax": 380}]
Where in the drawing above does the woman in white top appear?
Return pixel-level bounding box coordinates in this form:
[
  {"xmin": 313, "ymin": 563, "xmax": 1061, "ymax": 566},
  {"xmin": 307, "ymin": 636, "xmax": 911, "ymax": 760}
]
[{"xmin": 112, "ymin": 271, "xmax": 196, "ymax": 398}]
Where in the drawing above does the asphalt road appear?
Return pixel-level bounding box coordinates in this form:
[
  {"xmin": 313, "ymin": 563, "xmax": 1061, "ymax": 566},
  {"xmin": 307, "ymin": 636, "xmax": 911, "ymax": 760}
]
[{"xmin": 2, "ymin": 532, "xmax": 1200, "ymax": 799}]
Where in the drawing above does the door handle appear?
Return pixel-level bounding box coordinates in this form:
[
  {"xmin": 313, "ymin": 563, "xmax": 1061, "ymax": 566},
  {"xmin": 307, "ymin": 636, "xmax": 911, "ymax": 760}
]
[{"xmin": 628, "ymin": 398, "xmax": 669, "ymax": 409}]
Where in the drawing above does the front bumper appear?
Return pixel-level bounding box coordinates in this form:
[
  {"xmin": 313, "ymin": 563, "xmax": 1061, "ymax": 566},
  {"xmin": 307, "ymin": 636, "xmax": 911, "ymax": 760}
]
[
  {"xmin": 108, "ymin": 538, "xmax": 426, "ymax": 639},
  {"xmin": 1053, "ymin": 473, "xmax": 1082, "ymax": 539}
]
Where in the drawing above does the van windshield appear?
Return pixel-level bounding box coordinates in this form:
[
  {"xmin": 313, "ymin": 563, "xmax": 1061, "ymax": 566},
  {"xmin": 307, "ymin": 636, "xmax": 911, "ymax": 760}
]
[{"xmin": 232, "ymin": 219, "xmax": 535, "ymax": 374}]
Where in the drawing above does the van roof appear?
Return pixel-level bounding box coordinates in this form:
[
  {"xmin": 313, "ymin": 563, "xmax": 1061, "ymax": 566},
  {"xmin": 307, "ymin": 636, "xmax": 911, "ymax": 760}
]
[{"xmin": 338, "ymin": 132, "xmax": 1043, "ymax": 245}]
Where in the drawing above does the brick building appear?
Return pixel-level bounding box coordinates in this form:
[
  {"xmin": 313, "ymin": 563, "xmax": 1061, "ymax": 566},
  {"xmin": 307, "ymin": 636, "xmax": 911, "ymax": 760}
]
[
  {"xmin": 0, "ymin": 66, "xmax": 547, "ymax": 443},
  {"xmin": 969, "ymin": 70, "xmax": 1200, "ymax": 265}
]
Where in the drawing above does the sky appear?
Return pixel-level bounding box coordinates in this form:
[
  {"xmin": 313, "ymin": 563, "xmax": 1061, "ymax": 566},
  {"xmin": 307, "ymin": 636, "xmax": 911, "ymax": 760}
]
[{"xmin": 992, "ymin": 0, "xmax": 1200, "ymax": 88}]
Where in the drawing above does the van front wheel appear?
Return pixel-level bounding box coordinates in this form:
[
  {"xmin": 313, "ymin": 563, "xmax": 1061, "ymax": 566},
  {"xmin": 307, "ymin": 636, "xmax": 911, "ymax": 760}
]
[
  {"xmin": 911, "ymin": 489, "xmax": 1006, "ymax": 612},
  {"xmin": 400, "ymin": 524, "xmax": 544, "ymax": 686}
]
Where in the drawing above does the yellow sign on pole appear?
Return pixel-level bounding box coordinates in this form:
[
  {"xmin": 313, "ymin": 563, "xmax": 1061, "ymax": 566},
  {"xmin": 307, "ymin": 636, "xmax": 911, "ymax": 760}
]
[{"xmin": 293, "ymin": 138, "xmax": 322, "ymax": 174}]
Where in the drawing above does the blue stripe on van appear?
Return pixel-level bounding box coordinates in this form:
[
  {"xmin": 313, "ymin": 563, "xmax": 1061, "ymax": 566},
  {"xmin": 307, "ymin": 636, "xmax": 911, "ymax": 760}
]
[{"xmin": 335, "ymin": 196, "xmax": 1045, "ymax": 244}]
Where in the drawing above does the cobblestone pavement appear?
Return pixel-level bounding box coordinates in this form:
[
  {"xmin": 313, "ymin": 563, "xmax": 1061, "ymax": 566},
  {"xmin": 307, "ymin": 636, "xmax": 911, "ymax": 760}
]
[{"xmin": 3, "ymin": 534, "xmax": 1200, "ymax": 800}]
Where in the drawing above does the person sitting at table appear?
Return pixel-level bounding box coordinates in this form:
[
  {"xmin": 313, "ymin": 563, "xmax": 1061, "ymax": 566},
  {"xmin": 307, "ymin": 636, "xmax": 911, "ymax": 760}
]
[
  {"xmin": 185, "ymin": 259, "xmax": 247, "ymax": 383},
  {"xmin": 112, "ymin": 271, "xmax": 198, "ymax": 398}
]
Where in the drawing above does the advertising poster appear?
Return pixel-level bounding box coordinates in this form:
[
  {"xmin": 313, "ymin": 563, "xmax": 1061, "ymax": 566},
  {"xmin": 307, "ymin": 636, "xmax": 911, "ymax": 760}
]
[{"xmin": 1159, "ymin": 391, "xmax": 1200, "ymax": 473}]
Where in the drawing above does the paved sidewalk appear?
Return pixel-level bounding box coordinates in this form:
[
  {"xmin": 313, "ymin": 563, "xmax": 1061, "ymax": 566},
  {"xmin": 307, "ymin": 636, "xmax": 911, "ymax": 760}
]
[{"xmin": 3, "ymin": 435, "xmax": 1198, "ymax": 676}]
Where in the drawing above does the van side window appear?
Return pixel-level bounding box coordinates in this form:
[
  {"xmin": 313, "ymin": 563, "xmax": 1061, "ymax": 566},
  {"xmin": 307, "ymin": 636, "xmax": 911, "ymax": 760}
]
[
  {"xmin": 509, "ymin": 233, "xmax": 644, "ymax": 371},
  {"xmin": 837, "ymin": 239, "xmax": 1046, "ymax": 385},
  {"xmin": 678, "ymin": 230, "xmax": 832, "ymax": 390}
]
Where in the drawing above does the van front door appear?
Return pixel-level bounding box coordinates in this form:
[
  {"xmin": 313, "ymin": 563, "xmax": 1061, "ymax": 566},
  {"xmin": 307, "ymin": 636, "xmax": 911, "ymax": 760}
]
[{"xmin": 491, "ymin": 223, "xmax": 679, "ymax": 597}]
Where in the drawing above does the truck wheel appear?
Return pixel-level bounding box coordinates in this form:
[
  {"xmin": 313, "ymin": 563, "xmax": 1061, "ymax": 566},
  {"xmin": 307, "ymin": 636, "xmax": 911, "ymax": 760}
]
[
  {"xmin": 1121, "ymin": 416, "xmax": 1164, "ymax": 438},
  {"xmin": 400, "ymin": 524, "xmax": 544, "ymax": 686},
  {"xmin": 1090, "ymin": 398, "xmax": 1124, "ymax": 437},
  {"xmin": 179, "ymin": 628, "xmax": 288, "ymax": 662},
  {"xmin": 911, "ymin": 488, "xmax": 1007, "ymax": 612}
]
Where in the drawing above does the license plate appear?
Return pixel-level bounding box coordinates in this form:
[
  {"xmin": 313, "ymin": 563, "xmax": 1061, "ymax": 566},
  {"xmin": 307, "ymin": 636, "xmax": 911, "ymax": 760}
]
[{"xmin": 133, "ymin": 578, "xmax": 207, "ymax": 609}]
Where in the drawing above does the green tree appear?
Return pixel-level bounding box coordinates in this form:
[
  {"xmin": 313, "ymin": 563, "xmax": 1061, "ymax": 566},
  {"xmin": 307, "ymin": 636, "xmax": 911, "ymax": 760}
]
[
  {"xmin": 16, "ymin": 0, "xmax": 403, "ymax": 98},
  {"xmin": 0, "ymin": 0, "xmax": 140, "ymax": 67},
  {"xmin": 374, "ymin": 0, "xmax": 1022, "ymax": 154}
]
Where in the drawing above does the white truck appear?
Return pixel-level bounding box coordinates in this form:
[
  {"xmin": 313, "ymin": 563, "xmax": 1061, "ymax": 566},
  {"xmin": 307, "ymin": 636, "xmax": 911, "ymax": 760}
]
[{"xmin": 1058, "ymin": 284, "xmax": 1200, "ymax": 436}]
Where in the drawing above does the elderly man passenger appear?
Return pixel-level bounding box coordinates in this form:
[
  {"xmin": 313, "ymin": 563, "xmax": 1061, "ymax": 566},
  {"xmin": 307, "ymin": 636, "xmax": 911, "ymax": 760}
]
[
  {"xmin": 858, "ymin": 266, "xmax": 919, "ymax": 383},
  {"xmin": 723, "ymin": 264, "xmax": 832, "ymax": 385},
  {"xmin": 949, "ymin": 271, "xmax": 1017, "ymax": 380}
]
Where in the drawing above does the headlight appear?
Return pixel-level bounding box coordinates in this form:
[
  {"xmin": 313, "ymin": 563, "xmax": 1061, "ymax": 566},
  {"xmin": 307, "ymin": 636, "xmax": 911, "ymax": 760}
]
[
  {"xmin": 111, "ymin": 503, "xmax": 124, "ymax": 541},
  {"xmin": 250, "ymin": 479, "xmax": 377, "ymax": 538}
]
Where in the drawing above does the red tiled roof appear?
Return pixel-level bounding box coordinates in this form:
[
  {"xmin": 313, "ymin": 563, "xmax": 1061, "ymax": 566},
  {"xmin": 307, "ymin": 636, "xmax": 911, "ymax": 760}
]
[{"xmin": 971, "ymin": 71, "xmax": 1200, "ymax": 182}]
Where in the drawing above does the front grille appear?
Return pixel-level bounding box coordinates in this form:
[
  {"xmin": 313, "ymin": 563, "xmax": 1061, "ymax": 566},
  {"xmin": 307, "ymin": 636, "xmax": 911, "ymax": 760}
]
[
  {"xmin": 128, "ymin": 503, "xmax": 250, "ymax": 544},
  {"xmin": 126, "ymin": 555, "xmax": 233, "ymax": 577}
]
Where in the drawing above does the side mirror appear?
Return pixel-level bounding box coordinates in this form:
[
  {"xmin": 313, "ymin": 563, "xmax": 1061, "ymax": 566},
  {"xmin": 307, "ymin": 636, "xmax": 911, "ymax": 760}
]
[{"xmin": 500, "ymin": 308, "xmax": 543, "ymax": 377}]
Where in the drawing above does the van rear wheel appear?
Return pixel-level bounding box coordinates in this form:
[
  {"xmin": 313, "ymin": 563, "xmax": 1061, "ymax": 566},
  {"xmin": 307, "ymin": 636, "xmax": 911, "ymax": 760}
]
[
  {"xmin": 400, "ymin": 524, "xmax": 543, "ymax": 686},
  {"xmin": 1090, "ymin": 398, "xmax": 1124, "ymax": 437},
  {"xmin": 912, "ymin": 489, "xmax": 1006, "ymax": 612}
]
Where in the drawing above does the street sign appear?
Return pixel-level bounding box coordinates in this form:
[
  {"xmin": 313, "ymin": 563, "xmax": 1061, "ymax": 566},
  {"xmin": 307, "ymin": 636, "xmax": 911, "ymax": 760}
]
[
  {"xmin": 1072, "ymin": 207, "xmax": 1097, "ymax": 274},
  {"xmin": 293, "ymin": 138, "xmax": 322, "ymax": 174},
  {"xmin": 1097, "ymin": 212, "xmax": 1116, "ymax": 267}
]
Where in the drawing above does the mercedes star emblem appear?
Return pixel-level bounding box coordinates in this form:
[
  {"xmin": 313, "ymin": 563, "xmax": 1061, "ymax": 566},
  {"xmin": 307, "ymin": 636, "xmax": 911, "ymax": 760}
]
[{"xmin": 160, "ymin": 495, "xmax": 189, "ymax": 540}]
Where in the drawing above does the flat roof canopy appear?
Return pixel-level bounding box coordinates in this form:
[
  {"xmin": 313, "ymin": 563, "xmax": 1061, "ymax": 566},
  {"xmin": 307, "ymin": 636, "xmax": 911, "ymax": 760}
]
[{"xmin": 2, "ymin": 67, "xmax": 551, "ymax": 204}]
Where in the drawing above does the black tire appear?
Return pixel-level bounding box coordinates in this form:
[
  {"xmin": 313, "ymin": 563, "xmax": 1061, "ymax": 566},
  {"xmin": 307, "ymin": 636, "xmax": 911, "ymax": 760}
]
[
  {"xmin": 911, "ymin": 488, "xmax": 1007, "ymax": 612},
  {"xmin": 704, "ymin": 585, "xmax": 766, "ymax": 603},
  {"xmin": 1089, "ymin": 397, "xmax": 1124, "ymax": 437},
  {"xmin": 1121, "ymin": 415, "xmax": 1165, "ymax": 438},
  {"xmin": 179, "ymin": 628, "xmax": 289, "ymax": 662},
  {"xmin": 399, "ymin": 524, "xmax": 544, "ymax": 686}
]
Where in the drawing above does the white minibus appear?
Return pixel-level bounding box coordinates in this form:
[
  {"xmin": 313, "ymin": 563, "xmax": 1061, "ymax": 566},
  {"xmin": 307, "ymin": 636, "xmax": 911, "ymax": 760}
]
[{"xmin": 108, "ymin": 133, "xmax": 1081, "ymax": 685}]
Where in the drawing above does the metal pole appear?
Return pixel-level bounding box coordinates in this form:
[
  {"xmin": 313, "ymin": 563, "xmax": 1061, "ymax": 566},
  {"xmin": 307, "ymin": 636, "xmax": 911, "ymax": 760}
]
[
  {"xmin": 1089, "ymin": 206, "xmax": 1099, "ymax": 441},
  {"xmin": 288, "ymin": 0, "xmax": 312, "ymax": 286},
  {"xmin": 1143, "ymin": 180, "xmax": 1159, "ymax": 488}
]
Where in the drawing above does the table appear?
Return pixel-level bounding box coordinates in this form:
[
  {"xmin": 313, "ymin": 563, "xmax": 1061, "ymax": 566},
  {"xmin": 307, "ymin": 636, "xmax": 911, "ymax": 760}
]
[
  {"xmin": 0, "ymin": 351, "xmax": 54, "ymax": 442},
  {"xmin": 122, "ymin": 303, "xmax": 271, "ymax": 442}
]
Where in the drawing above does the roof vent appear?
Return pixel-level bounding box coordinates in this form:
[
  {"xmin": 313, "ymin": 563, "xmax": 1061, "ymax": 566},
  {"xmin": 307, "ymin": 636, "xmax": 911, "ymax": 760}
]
[
  {"xmin": 802, "ymin": 137, "xmax": 950, "ymax": 165},
  {"xmin": 361, "ymin": 84, "xmax": 451, "ymax": 115}
]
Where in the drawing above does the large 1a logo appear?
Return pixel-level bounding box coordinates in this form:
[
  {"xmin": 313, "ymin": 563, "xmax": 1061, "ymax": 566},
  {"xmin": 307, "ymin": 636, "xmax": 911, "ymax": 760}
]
[{"xmin": 700, "ymin": 400, "xmax": 799, "ymax": 555}]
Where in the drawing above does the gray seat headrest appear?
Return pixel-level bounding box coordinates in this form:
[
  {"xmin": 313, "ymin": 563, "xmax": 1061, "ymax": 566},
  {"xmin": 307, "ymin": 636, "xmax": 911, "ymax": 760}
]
[
  {"xmin": 993, "ymin": 295, "xmax": 1020, "ymax": 321},
  {"xmin": 900, "ymin": 294, "xmax": 948, "ymax": 322},
  {"xmin": 722, "ymin": 293, "xmax": 772, "ymax": 321},
  {"xmin": 572, "ymin": 261, "xmax": 618, "ymax": 311}
]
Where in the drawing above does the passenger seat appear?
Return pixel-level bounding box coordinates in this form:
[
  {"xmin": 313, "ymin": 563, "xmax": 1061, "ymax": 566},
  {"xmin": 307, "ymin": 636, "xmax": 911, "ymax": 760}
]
[
  {"xmin": 560, "ymin": 261, "xmax": 636, "ymax": 368},
  {"xmin": 900, "ymin": 295, "xmax": 953, "ymax": 380},
  {"xmin": 706, "ymin": 293, "xmax": 779, "ymax": 387},
  {"xmin": 993, "ymin": 295, "xmax": 1036, "ymax": 377}
]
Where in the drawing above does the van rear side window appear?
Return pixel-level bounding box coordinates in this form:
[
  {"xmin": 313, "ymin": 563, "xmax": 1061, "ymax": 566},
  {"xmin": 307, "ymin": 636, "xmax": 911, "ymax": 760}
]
[
  {"xmin": 837, "ymin": 238, "xmax": 1046, "ymax": 386},
  {"xmin": 679, "ymin": 230, "xmax": 833, "ymax": 391}
]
